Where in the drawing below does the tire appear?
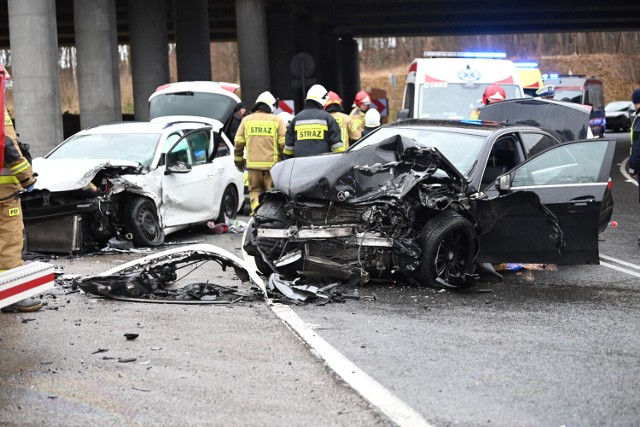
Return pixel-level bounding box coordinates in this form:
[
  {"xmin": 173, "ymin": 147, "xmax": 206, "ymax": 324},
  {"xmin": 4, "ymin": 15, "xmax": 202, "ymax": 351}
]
[
  {"xmin": 125, "ymin": 197, "xmax": 165, "ymax": 247},
  {"xmin": 416, "ymin": 211, "xmax": 475, "ymax": 287},
  {"xmin": 215, "ymin": 185, "xmax": 238, "ymax": 224}
]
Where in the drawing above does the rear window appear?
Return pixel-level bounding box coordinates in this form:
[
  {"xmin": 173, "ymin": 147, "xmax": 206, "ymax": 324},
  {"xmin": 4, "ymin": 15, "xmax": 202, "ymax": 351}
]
[{"xmin": 149, "ymin": 92, "xmax": 237, "ymax": 124}]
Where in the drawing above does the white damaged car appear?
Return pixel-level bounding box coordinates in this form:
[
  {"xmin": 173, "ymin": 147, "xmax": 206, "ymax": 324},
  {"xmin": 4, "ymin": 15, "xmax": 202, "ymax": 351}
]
[{"xmin": 22, "ymin": 121, "xmax": 243, "ymax": 253}]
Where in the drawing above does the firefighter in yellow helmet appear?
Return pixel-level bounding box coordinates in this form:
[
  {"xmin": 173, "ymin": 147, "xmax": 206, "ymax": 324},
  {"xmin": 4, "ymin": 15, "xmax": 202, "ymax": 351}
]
[
  {"xmin": 234, "ymin": 91, "xmax": 286, "ymax": 215},
  {"xmin": 349, "ymin": 90, "xmax": 372, "ymax": 132},
  {"xmin": 0, "ymin": 64, "xmax": 42, "ymax": 312},
  {"xmin": 324, "ymin": 91, "xmax": 360, "ymax": 149},
  {"xmin": 283, "ymin": 84, "xmax": 343, "ymax": 158}
]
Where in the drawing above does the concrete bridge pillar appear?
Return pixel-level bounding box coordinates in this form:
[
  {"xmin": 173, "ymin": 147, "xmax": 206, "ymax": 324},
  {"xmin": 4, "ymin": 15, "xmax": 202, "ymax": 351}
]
[
  {"xmin": 7, "ymin": 0, "xmax": 62, "ymax": 156},
  {"xmin": 235, "ymin": 0, "xmax": 271, "ymax": 108},
  {"xmin": 128, "ymin": 0, "xmax": 170, "ymax": 121},
  {"xmin": 73, "ymin": 0, "xmax": 122, "ymax": 129},
  {"xmin": 173, "ymin": 0, "xmax": 211, "ymax": 81}
]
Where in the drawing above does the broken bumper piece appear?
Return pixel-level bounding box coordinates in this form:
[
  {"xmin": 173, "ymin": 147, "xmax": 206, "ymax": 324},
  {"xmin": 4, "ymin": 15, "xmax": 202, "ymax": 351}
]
[{"xmin": 76, "ymin": 244, "xmax": 267, "ymax": 302}]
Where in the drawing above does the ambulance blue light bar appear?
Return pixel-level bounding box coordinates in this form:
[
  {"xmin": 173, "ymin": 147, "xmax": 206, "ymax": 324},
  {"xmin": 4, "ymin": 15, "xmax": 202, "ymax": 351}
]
[
  {"xmin": 515, "ymin": 62, "xmax": 539, "ymax": 69},
  {"xmin": 542, "ymin": 73, "xmax": 560, "ymax": 79},
  {"xmin": 423, "ymin": 51, "xmax": 507, "ymax": 59}
]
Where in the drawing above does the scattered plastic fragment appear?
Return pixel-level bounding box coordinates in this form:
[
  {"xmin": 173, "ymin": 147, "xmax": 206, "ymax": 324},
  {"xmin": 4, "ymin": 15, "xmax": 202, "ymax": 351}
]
[{"xmin": 124, "ymin": 333, "xmax": 139, "ymax": 341}]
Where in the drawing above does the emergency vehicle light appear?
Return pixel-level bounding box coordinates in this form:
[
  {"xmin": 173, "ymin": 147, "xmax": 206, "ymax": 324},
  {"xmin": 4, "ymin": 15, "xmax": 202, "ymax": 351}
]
[
  {"xmin": 515, "ymin": 62, "xmax": 539, "ymax": 69},
  {"xmin": 542, "ymin": 73, "xmax": 559, "ymax": 79},
  {"xmin": 423, "ymin": 51, "xmax": 507, "ymax": 59}
]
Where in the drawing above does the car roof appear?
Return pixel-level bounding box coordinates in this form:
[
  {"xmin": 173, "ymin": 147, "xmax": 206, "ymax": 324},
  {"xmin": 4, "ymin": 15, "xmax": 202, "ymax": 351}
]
[
  {"xmin": 387, "ymin": 118, "xmax": 512, "ymax": 135},
  {"xmin": 76, "ymin": 121, "xmax": 210, "ymax": 135},
  {"xmin": 148, "ymin": 81, "xmax": 241, "ymax": 101}
]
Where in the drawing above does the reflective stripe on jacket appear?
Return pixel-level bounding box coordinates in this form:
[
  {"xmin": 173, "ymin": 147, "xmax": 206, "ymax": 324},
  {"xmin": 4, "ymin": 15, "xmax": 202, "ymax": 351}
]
[
  {"xmin": 330, "ymin": 111, "xmax": 361, "ymax": 149},
  {"xmin": 0, "ymin": 136, "xmax": 35, "ymax": 199},
  {"xmin": 234, "ymin": 111, "xmax": 286, "ymax": 170},
  {"xmin": 349, "ymin": 107, "xmax": 366, "ymax": 132},
  {"xmin": 284, "ymin": 102, "xmax": 343, "ymax": 158}
]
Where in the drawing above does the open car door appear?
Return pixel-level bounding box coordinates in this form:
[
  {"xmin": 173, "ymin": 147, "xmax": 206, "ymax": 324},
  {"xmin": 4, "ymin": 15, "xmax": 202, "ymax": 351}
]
[{"xmin": 477, "ymin": 139, "xmax": 615, "ymax": 264}]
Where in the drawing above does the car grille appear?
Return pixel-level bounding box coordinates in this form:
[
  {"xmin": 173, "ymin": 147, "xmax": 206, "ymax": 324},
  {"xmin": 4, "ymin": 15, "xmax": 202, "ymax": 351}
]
[{"xmin": 298, "ymin": 204, "xmax": 364, "ymax": 225}]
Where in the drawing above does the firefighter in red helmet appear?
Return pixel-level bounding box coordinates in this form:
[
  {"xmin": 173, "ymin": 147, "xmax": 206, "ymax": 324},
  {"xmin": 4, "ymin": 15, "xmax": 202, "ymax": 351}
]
[
  {"xmin": 482, "ymin": 84, "xmax": 506, "ymax": 105},
  {"xmin": 324, "ymin": 91, "xmax": 361, "ymax": 149},
  {"xmin": 349, "ymin": 90, "xmax": 371, "ymax": 132}
]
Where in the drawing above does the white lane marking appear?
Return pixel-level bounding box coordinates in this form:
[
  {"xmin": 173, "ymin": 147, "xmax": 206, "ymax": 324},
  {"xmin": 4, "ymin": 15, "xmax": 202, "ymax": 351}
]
[
  {"xmin": 600, "ymin": 254, "xmax": 640, "ymax": 271},
  {"xmin": 600, "ymin": 260, "xmax": 640, "ymax": 278},
  {"xmin": 241, "ymin": 222, "xmax": 431, "ymax": 426},
  {"xmin": 620, "ymin": 156, "xmax": 638, "ymax": 186},
  {"xmin": 271, "ymin": 303, "xmax": 434, "ymax": 427}
]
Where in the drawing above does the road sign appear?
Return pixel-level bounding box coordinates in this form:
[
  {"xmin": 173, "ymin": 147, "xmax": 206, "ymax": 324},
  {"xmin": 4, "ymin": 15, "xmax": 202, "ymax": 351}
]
[
  {"xmin": 274, "ymin": 100, "xmax": 295, "ymax": 115},
  {"xmin": 371, "ymin": 98, "xmax": 388, "ymax": 116}
]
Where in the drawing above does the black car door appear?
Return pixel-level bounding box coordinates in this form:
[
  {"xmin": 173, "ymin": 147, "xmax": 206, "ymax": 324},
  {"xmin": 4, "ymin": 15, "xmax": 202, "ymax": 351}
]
[{"xmin": 476, "ymin": 139, "xmax": 616, "ymax": 264}]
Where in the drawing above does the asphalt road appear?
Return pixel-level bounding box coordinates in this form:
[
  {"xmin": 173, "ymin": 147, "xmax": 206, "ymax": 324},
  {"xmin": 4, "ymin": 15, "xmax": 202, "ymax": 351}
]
[{"xmin": 2, "ymin": 132, "xmax": 639, "ymax": 427}]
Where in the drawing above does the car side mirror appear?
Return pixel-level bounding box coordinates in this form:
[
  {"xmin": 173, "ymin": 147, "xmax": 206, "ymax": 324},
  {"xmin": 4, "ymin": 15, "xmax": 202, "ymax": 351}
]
[
  {"xmin": 397, "ymin": 109, "xmax": 410, "ymax": 119},
  {"xmin": 164, "ymin": 161, "xmax": 192, "ymax": 175},
  {"xmin": 496, "ymin": 174, "xmax": 512, "ymax": 191}
]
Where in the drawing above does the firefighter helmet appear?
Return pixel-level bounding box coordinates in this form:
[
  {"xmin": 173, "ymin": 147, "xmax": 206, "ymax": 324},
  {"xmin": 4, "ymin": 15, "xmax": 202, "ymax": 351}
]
[
  {"xmin": 354, "ymin": 90, "xmax": 371, "ymax": 108},
  {"xmin": 255, "ymin": 91, "xmax": 278, "ymax": 112},
  {"xmin": 277, "ymin": 111, "xmax": 293, "ymax": 126},
  {"xmin": 306, "ymin": 84, "xmax": 329, "ymax": 106},
  {"xmin": 482, "ymin": 84, "xmax": 506, "ymax": 105},
  {"xmin": 324, "ymin": 91, "xmax": 343, "ymax": 110},
  {"xmin": 365, "ymin": 109, "xmax": 381, "ymax": 127}
]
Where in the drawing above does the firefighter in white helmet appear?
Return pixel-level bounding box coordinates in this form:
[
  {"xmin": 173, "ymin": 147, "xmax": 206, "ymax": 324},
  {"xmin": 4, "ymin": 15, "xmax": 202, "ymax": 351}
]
[
  {"xmin": 0, "ymin": 64, "xmax": 42, "ymax": 313},
  {"xmin": 234, "ymin": 91, "xmax": 287, "ymax": 214},
  {"xmin": 283, "ymin": 84, "xmax": 343, "ymax": 158}
]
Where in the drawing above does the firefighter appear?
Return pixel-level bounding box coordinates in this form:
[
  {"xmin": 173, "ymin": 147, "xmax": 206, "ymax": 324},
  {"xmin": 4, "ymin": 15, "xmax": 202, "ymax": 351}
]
[
  {"xmin": 0, "ymin": 65, "xmax": 42, "ymax": 313},
  {"xmin": 283, "ymin": 84, "xmax": 343, "ymax": 158},
  {"xmin": 234, "ymin": 91, "xmax": 286, "ymax": 215},
  {"xmin": 349, "ymin": 90, "xmax": 372, "ymax": 132},
  {"xmin": 482, "ymin": 84, "xmax": 506, "ymax": 105},
  {"xmin": 471, "ymin": 84, "xmax": 507, "ymax": 119},
  {"xmin": 324, "ymin": 91, "xmax": 361, "ymax": 149},
  {"xmin": 361, "ymin": 108, "xmax": 381, "ymax": 138}
]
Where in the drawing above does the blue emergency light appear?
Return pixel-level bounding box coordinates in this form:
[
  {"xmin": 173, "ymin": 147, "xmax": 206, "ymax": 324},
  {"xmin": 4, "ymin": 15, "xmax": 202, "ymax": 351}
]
[{"xmin": 542, "ymin": 73, "xmax": 559, "ymax": 79}]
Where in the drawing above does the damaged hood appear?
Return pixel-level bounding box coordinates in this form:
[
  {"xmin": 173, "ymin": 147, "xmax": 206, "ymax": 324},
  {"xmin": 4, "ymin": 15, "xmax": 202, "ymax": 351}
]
[
  {"xmin": 33, "ymin": 158, "xmax": 141, "ymax": 192},
  {"xmin": 478, "ymin": 98, "xmax": 591, "ymax": 141},
  {"xmin": 271, "ymin": 134, "xmax": 467, "ymax": 203}
]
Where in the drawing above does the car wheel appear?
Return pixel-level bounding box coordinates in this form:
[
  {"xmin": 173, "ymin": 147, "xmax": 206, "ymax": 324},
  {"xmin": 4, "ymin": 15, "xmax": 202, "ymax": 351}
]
[
  {"xmin": 624, "ymin": 119, "xmax": 631, "ymax": 132},
  {"xmin": 125, "ymin": 197, "xmax": 165, "ymax": 247},
  {"xmin": 416, "ymin": 211, "xmax": 475, "ymax": 287},
  {"xmin": 215, "ymin": 185, "xmax": 239, "ymax": 224}
]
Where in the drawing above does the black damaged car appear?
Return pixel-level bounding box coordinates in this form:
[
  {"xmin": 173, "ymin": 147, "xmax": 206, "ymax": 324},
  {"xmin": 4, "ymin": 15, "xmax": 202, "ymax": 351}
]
[{"xmin": 243, "ymin": 99, "xmax": 615, "ymax": 288}]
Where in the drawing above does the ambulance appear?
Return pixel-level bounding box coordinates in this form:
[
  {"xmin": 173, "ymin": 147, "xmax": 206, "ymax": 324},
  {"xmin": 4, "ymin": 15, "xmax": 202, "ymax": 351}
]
[
  {"xmin": 515, "ymin": 62, "xmax": 544, "ymax": 97},
  {"xmin": 397, "ymin": 51, "xmax": 525, "ymax": 120}
]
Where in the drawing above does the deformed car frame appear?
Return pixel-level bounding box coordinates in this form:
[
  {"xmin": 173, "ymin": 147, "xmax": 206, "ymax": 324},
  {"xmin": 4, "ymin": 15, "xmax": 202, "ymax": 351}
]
[{"xmin": 244, "ymin": 100, "xmax": 615, "ymax": 288}]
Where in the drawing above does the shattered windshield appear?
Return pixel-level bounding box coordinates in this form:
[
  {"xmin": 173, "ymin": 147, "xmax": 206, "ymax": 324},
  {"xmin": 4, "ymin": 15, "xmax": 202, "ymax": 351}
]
[
  {"xmin": 417, "ymin": 83, "xmax": 522, "ymax": 120},
  {"xmin": 351, "ymin": 127, "xmax": 484, "ymax": 176},
  {"xmin": 47, "ymin": 133, "xmax": 161, "ymax": 168}
]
